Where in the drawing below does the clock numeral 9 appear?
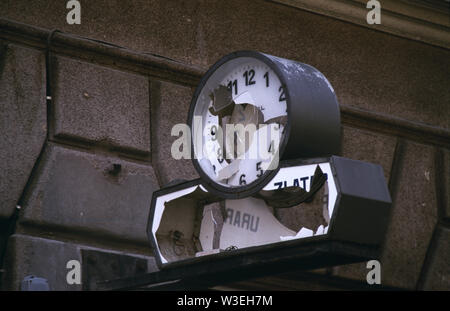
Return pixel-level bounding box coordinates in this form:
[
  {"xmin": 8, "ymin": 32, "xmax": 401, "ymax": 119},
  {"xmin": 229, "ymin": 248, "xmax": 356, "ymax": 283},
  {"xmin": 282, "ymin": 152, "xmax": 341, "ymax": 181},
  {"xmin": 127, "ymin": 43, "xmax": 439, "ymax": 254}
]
[
  {"xmin": 256, "ymin": 161, "xmax": 263, "ymax": 177},
  {"xmin": 227, "ymin": 79, "xmax": 238, "ymax": 95},
  {"xmin": 243, "ymin": 69, "xmax": 256, "ymax": 86},
  {"xmin": 210, "ymin": 125, "xmax": 217, "ymax": 139},
  {"xmin": 279, "ymin": 86, "xmax": 286, "ymax": 102},
  {"xmin": 239, "ymin": 174, "xmax": 246, "ymax": 185}
]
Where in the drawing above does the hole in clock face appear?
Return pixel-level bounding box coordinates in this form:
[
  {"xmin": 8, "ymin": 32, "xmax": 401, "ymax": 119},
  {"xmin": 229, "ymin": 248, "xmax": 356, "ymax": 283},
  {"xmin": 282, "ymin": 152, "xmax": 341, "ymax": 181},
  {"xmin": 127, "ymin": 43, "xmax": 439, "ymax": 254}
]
[{"xmin": 193, "ymin": 57, "xmax": 288, "ymax": 188}]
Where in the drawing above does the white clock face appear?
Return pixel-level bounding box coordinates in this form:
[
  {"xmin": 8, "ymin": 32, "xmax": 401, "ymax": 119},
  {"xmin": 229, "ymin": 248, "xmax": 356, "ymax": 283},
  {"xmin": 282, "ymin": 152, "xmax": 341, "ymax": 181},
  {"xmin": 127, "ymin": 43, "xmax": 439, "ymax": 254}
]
[{"xmin": 193, "ymin": 57, "xmax": 288, "ymax": 188}]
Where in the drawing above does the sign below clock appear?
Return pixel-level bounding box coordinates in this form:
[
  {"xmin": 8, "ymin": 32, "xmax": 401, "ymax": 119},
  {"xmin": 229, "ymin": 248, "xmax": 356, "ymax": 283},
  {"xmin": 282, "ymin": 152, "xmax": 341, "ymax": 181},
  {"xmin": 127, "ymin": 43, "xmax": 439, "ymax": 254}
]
[{"xmin": 147, "ymin": 157, "xmax": 391, "ymax": 267}]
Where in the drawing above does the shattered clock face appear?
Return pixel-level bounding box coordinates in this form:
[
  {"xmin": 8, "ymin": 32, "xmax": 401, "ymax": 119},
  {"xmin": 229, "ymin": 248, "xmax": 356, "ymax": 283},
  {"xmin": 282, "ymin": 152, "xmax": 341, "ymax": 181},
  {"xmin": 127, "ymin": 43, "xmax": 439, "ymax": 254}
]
[{"xmin": 190, "ymin": 55, "xmax": 288, "ymax": 193}]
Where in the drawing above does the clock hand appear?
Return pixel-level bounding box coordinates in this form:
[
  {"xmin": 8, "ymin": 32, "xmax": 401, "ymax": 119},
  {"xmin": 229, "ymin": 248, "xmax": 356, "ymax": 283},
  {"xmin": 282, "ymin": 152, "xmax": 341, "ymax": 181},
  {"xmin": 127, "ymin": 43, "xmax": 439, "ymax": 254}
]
[
  {"xmin": 234, "ymin": 91, "xmax": 255, "ymax": 106},
  {"xmin": 217, "ymin": 159, "xmax": 241, "ymax": 180}
]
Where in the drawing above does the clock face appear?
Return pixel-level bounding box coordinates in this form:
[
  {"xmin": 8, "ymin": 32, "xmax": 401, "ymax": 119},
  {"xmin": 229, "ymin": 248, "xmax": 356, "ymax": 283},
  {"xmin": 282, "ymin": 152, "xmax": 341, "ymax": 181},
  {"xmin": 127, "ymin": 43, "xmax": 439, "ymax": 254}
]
[{"xmin": 191, "ymin": 56, "xmax": 288, "ymax": 189}]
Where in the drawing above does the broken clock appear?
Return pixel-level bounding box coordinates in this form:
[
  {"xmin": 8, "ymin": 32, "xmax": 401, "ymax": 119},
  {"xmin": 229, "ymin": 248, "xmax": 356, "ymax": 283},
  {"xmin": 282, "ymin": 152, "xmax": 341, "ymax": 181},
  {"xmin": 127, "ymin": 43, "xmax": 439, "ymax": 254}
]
[
  {"xmin": 145, "ymin": 51, "xmax": 391, "ymax": 275},
  {"xmin": 187, "ymin": 51, "xmax": 341, "ymax": 198}
]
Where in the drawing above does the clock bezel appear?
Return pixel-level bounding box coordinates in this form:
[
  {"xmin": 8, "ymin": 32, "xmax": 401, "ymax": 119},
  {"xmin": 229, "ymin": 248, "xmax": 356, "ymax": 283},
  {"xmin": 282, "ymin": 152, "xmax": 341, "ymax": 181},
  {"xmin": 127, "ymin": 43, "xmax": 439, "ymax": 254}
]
[{"xmin": 187, "ymin": 50, "xmax": 292, "ymax": 199}]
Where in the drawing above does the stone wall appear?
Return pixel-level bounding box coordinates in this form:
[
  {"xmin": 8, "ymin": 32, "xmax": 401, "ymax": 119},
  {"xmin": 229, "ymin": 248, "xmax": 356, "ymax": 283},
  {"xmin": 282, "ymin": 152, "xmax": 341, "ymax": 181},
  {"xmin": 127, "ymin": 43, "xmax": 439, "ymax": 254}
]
[{"xmin": 0, "ymin": 0, "xmax": 449, "ymax": 290}]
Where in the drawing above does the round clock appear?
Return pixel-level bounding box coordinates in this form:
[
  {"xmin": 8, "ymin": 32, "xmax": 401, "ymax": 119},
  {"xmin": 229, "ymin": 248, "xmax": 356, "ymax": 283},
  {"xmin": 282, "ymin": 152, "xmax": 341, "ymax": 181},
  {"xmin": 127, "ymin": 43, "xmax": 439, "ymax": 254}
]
[{"xmin": 187, "ymin": 51, "xmax": 340, "ymax": 198}]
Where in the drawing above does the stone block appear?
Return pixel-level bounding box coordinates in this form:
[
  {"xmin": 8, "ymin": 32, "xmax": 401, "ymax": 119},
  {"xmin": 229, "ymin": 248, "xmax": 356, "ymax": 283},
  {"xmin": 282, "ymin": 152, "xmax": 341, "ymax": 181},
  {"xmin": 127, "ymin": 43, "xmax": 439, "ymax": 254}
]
[
  {"xmin": 81, "ymin": 249, "xmax": 151, "ymax": 290},
  {"xmin": 2, "ymin": 234, "xmax": 81, "ymax": 291},
  {"xmin": 21, "ymin": 144, "xmax": 159, "ymax": 244},
  {"xmin": 0, "ymin": 43, "xmax": 46, "ymax": 219},
  {"xmin": 379, "ymin": 141, "xmax": 438, "ymax": 289},
  {"xmin": 53, "ymin": 55, "xmax": 150, "ymax": 154},
  {"xmin": 152, "ymin": 81, "xmax": 198, "ymax": 185},
  {"xmin": 1, "ymin": 234, "xmax": 157, "ymax": 290},
  {"xmin": 422, "ymin": 226, "xmax": 450, "ymax": 290},
  {"xmin": 334, "ymin": 141, "xmax": 439, "ymax": 288}
]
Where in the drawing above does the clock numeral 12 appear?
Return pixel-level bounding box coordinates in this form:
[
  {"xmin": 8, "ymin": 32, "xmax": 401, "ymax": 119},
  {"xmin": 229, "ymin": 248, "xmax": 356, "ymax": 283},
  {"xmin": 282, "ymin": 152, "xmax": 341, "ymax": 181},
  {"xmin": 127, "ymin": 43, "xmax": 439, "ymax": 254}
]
[{"xmin": 243, "ymin": 69, "xmax": 256, "ymax": 86}]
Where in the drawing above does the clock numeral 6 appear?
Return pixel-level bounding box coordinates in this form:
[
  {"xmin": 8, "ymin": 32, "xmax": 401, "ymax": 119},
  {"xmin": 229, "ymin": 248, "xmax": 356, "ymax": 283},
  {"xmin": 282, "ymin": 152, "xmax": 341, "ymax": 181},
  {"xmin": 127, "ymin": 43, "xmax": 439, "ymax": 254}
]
[{"xmin": 239, "ymin": 174, "xmax": 247, "ymax": 185}]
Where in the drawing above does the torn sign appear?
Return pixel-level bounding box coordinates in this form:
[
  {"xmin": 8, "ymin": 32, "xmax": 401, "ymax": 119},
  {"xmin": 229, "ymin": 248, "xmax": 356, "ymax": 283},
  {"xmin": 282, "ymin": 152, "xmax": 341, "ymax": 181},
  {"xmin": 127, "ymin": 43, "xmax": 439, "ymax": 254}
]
[{"xmin": 150, "ymin": 165, "xmax": 331, "ymax": 265}]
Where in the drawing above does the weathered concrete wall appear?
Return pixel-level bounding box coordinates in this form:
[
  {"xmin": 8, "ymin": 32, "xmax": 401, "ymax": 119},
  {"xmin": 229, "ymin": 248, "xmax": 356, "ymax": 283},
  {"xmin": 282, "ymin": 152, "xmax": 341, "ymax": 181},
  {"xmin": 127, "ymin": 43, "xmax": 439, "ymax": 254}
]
[
  {"xmin": 0, "ymin": 0, "xmax": 449, "ymax": 290},
  {"xmin": 2, "ymin": 0, "xmax": 449, "ymax": 127},
  {"xmin": 0, "ymin": 44, "xmax": 46, "ymax": 219}
]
